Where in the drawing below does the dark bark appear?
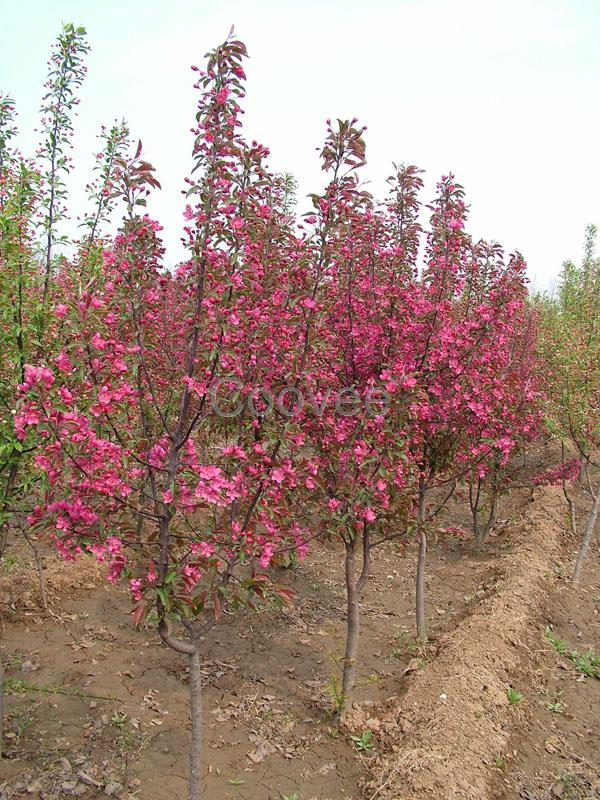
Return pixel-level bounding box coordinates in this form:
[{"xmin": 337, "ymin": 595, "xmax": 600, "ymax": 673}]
[
  {"xmin": 415, "ymin": 482, "xmax": 428, "ymax": 644},
  {"xmin": 339, "ymin": 525, "xmax": 371, "ymax": 717},
  {"xmin": 469, "ymin": 474, "xmax": 499, "ymax": 551},
  {"xmin": 0, "ymin": 460, "xmax": 19, "ymax": 559},
  {"xmin": 0, "ymin": 644, "xmax": 4, "ymax": 759}
]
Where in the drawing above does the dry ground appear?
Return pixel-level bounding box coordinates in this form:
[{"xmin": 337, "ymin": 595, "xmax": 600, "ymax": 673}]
[{"xmin": 1, "ymin": 454, "xmax": 598, "ymax": 800}]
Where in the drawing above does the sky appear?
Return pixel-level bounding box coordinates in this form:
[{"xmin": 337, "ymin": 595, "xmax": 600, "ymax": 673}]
[{"xmin": 1, "ymin": 0, "xmax": 599, "ymax": 292}]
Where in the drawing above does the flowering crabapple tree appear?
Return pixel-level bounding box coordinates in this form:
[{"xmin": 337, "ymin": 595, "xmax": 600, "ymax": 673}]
[
  {"xmin": 293, "ymin": 120, "xmax": 416, "ymax": 715},
  {"xmin": 380, "ymin": 177, "xmax": 542, "ymax": 641},
  {"xmin": 19, "ymin": 36, "xmax": 325, "ymax": 799},
  {"xmin": 539, "ymin": 225, "xmax": 600, "ymax": 583},
  {"xmin": 0, "ymin": 26, "xmax": 118, "ymax": 754},
  {"xmin": 0, "ymin": 23, "xmax": 105, "ymax": 562},
  {"xmin": 0, "ymin": 31, "xmax": 135, "ymax": 634},
  {"xmin": 463, "ymin": 243, "xmax": 543, "ymax": 550}
]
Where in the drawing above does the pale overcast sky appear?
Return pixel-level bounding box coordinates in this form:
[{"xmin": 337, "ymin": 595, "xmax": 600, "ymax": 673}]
[{"xmin": 1, "ymin": 0, "xmax": 599, "ymax": 291}]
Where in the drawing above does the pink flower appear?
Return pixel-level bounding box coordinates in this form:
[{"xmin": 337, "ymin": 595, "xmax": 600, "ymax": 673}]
[
  {"xmin": 215, "ymin": 86, "xmax": 230, "ymax": 104},
  {"xmin": 259, "ymin": 543, "xmax": 274, "ymax": 569},
  {"xmin": 363, "ymin": 508, "xmax": 376, "ymax": 523},
  {"xmin": 91, "ymin": 333, "xmax": 107, "ymax": 350},
  {"xmin": 198, "ymin": 464, "xmax": 223, "ymax": 480},
  {"xmin": 130, "ymin": 578, "xmax": 143, "ymax": 601},
  {"xmin": 222, "ymin": 444, "xmax": 246, "ymax": 459},
  {"xmin": 191, "ymin": 541, "xmax": 215, "ymax": 558},
  {"xmin": 55, "ymin": 351, "xmax": 72, "ymax": 373},
  {"xmin": 271, "ymin": 468, "xmax": 285, "ymax": 484},
  {"xmin": 55, "ymin": 303, "xmax": 68, "ymax": 318},
  {"xmin": 106, "ymin": 536, "xmax": 122, "ymax": 555}
]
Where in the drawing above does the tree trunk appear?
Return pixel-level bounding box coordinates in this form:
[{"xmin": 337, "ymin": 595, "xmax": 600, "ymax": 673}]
[
  {"xmin": 22, "ymin": 526, "xmax": 48, "ymax": 610},
  {"xmin": 470, "ymin": 473, "xmax": 498, "ymax": 552},
  {"xmin": 158, "ymin": 621, "xmax": 204, "ymax": 800},
  {"xmin": 416, "ymin": 529, "xmax": 427, "ymax": 643},
  {"xmin": 341, "ymin": 540, "xmax": 360, "ymax": 709},
  {"xmin": 188, "ymin": 647, "xmax": 203, "ymax": 800},
  {"xmin": 0, "ymin": 643, "xmax": 4, "ymax": 759},
  {"xmin": 338, "ymin": 526, "xmax": 371, "ymax": 720},
  {"xmin": 474, "ymin": 524, "xmax": 484, "ymax": 552},
  {"xmin": 0, "ymin": 460, "xmax": 19, "ymax": 559},
  {"xmin": 0, "ymin": 524, "xmax": 8, "ymax": 562},
  {"xmin": 469, "ymin": 477, "xmax": 483, "ymax": 550},
  {"xmin": 476, "ymin": 491, "xmax": 498, "ymax": 552},
  {"xmin": 415, "ymin": 482, "xmax": 428, "ymax": 644},
  {"xmin": 561, "ymin": 441, "xmax": 578, "ymax": 537},
  {"xmin": 572, "ymin": 484, "xmax": 600, "ymax": 584}
]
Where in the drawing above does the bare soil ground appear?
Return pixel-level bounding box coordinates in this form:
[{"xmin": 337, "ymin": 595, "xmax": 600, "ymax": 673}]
[
  {"xmin": 1, "ymin": 453, "xmax": 598, "ymax": 800},
  {"xmin": 492, "ymin": 483, "xmax": 600, "ymax": 800}
]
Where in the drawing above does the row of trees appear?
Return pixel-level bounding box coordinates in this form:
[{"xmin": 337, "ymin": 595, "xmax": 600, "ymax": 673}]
[{"xmin": 1, "ymin": 26, "xmax": 598, "ymax": 800}]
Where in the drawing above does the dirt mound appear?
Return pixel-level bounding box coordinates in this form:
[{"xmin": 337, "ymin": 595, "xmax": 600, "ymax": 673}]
[
  {"xmin": 0, "ymin": 550, "xmax": 106, "ymax": 618},
  {"xmin": 364, "ymin": 485, "xmax": 567, "ymax": 800}
]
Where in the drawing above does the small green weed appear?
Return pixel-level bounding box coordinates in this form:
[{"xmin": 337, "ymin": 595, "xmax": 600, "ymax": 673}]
[
  {"xmin": 569, "ymin": 649, "xmax": 600, "ymax": 679},
  {"xmin": 326, "ymin": 674, "xmax": 345, "ymax": 714},
  {"xmin": 507, "ymin": 686, "xmax": 523, "ymax": 705},
  {"xmin": 350, "ymin": 729, "xmax": 374, "ymax": 752},
  {"xmin": 111, "ymin": 711, "xmax": 128, "ymax": 728},
  {"xmin": 544, "ymin": 626, "xmax": 567, "ymax": 654}
]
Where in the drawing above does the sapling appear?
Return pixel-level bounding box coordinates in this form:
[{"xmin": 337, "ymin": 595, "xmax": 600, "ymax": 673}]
[{"xmin": 20, "ymin": 35, "xmax": 320, "ymax": 800}]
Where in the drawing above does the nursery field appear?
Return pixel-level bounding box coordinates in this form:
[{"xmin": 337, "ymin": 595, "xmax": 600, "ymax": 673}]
[
  {"xmin": 1, "ymin": 449, "xmax": 599, "ymax": 800},
  {"xmin": 1, "ymin": 23, "xmax": 599, "ymax": 800}
]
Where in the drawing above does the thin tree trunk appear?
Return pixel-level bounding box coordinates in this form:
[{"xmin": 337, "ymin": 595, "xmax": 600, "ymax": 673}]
[
  {"xmin": 474, "ymin": 486, "xmax": 498, "ymax": 552},
  {"xmin": 0, "ymin": 460, "xmax": 19, "ymax": 559},
  {"xmin": 188, "ymin": 646, "xmax": 202, "ymax": 800},
  {"xmin": 341, "ymin": 540, "xmax": 359, "ymax": 709},
  {"xmin": 474, "ymin": 521, "xmax": 484, "ymax": 552},
  {"xmin": 578, "ymin": 455, "xmax": 589, "ymax": 486},
  {"xmin": 21, "ymin": 527, "xmax": 47, "ymax": 611},
  {"xmin": 416, "ymin": 530, "xmax": 427, "ymax": 643},
  {"xmin": 572, "ymin": 484, "xmax": 600, "ymax": 584},
  {"xmin": 415, "ymin": 482, "xmax": 428, "ymax": 644},
  {"xmin": 0, "ymin": 644, "xmax": 4, "ymax": 759},
  {"xmin": 158, "ymin": 621, "xmax": 203, "ymax": 799},
  {"xmin": 470, "ymin": 465, "xmax": 500, "ymax": 552},
  {"xmin": 338, "ymin": 525, "xmax": 371, "ymax": 719},
  {"xmin": 469, "ymin": 476, "xmax": 483, "ymax": 550},
  {"xmin": 561, "ymin": 441, "xmax": 578, "ymax": 537},
  {"xmin": 0, "ymin": 524, "xmax": 8, "ymax": 562}
]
